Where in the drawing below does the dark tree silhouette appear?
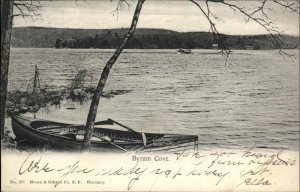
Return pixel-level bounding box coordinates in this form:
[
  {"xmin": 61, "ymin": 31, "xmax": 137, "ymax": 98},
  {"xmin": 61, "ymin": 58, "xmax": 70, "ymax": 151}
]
[{"xmin": 1, "ymin": 0, "xmax": 14, "ymax": 139}]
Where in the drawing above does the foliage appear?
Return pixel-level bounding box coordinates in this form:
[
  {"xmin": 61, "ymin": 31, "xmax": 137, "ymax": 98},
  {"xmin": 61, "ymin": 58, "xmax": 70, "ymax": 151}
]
[
  {"xmin": 55, "ymin": 31, "xmax": 298, "ymax": 50},
  {"xmin": 6, "ymin": 89, "xmax": 63, "ymax": 116},
  {"xmin": 70, "ymin": 69, "xmax": 88, "ymax": 90}
]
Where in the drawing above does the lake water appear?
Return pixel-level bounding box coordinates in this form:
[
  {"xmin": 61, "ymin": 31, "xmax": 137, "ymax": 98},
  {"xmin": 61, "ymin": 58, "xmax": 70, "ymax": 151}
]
[{"xmin": 7, "ymin": 48, "xmax": 299, "ymax": 150}]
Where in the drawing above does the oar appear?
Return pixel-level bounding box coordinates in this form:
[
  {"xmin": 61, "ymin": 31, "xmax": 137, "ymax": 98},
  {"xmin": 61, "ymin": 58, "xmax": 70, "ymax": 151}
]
[
  {"xmin": 92, "ymin": 133, "xmax": 127, "ymax": 152},
  {"xmin": 107, "ymin": 118, "xmax": 136, "ymax": 132},
  {"xmin": 94, "ymin": 119, "xmax": 114, "ymax": 125},
  {"xmin": 107, "ymin": 118, "xmax": 147, "ymax": 146}
]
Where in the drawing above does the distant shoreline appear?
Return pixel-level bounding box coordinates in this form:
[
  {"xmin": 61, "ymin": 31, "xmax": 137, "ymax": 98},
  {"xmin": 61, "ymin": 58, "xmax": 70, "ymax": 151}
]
[
  {"xmin": 10, "ymin": 47, "xmax": 299, "ymax": 51},
  {"xmin": 12, "ymin": 26, "xmax": 300, "ymax": 37},
  {"xmin": 12, "ymin": 27, "xmax": 299, "ymax": 49}
]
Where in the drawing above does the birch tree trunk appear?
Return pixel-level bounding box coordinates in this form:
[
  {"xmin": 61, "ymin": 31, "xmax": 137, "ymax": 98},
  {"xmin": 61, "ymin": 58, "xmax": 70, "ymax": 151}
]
[
  {"xmin": 1, "ymin": 0, "xmax": 14, "ymax": 139},
  {"xmin": 81, "ymin": 0, "xmax": 145, "ymax": 150}
]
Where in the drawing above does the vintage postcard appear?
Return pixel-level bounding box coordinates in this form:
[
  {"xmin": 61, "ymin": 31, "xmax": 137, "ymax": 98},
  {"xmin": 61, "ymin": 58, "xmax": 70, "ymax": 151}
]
[{"xmin": 1, "ymin": 0, "xmax": 299, "ymax": 191}]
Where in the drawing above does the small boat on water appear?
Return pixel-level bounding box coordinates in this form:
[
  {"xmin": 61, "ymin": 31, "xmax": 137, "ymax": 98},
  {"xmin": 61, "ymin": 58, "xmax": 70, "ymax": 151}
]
[
  {"xmin": 12, "ymin": 115, "xmax": 198, "ymax": 152},
  {"xmin": 177, "ymin": 48, "xmax": 192, "ymax": 54}
]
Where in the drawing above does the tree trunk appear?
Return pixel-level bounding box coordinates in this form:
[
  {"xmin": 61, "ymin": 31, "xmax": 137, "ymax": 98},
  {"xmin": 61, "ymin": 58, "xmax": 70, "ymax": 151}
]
[
  {"xmin": 1, "ymin": 0, "xmax": 14, "ymax": 139},
  {"xmin": 81, "ymin": 0, "xmax": 145, "ymax": 150}
]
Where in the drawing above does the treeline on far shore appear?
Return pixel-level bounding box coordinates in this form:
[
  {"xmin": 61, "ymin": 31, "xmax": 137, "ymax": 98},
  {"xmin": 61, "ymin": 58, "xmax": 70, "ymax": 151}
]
[{"xmin": 54, "ymin": 31, "xmax": 299, "ymax": 50}]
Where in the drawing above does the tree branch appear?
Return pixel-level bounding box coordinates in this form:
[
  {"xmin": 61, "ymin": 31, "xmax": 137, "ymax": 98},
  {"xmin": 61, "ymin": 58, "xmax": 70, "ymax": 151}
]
[
  {"xmin": 273, "ymin": 0, "xmax": 300, "ymax": 14},
  {"xmin": 13, "ymin": 0, "xmax": 42, "ymax": 19},
  {"xmin": 190, "ymin": 0, "xmax": 232, "ymax": 64},
  {"xmin": 112, "ymin": 0, "xmax": 133, "ymax": 18},
  {"xmin": 219, "ymin": 0, "xmax": 296, "ymax": 56}
]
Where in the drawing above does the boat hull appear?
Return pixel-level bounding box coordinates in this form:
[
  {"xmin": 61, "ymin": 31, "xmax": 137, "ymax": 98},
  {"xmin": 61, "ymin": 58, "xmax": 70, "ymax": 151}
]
[{"xmin": 12, "ymin": 116, "xmax": 198, "ymax": 151}]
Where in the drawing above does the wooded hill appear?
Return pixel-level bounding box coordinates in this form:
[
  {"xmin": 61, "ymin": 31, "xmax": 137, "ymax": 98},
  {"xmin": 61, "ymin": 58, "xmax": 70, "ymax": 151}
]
[{"xmin": 12, "ymin": 27, "xmax": 299, "ymax": 49}]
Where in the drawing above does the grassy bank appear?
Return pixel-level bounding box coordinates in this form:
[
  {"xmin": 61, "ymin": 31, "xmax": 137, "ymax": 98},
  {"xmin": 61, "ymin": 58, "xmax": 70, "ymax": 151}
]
[{"xmin": 5, "ymin": 87, "xmax": 131, "ymax": 116}]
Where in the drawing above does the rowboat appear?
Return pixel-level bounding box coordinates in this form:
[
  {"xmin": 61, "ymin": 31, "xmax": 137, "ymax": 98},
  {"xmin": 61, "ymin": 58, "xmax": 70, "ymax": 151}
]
[
  {"xmin": 12, "ymin": 115, "xmax": 199, "ymax": 152},
  {"xmin": 177, "ymin": 48, "xmax": 192, "ymax": 54}
]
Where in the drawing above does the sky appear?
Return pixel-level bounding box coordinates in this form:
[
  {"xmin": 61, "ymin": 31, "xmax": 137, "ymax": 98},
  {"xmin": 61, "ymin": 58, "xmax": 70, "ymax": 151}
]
[{"xmin": 13, "ymin": 0, "xmax": 299, "ymax": 35}]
